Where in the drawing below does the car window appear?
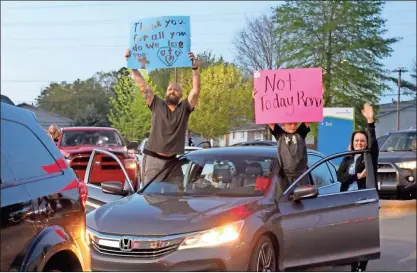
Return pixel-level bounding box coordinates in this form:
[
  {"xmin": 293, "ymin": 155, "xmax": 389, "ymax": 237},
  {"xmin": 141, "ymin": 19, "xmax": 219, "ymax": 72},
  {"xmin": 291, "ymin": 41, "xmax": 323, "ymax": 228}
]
[
  {"xmin": 1, "ymin": 120, "xmax": 59, "ymax": 181},
  {"xmin": 143, "ymin": 155, "xmax": 276, "ymax": 197},
  {"xmin": 308, "ymin": 155, "xmax": 334, "ymax": 188},
  {"xmin": 60, "ymin": 130, "xmax": 123, "ymax": 147},
  {"xmin": 0, "ymin": 153, "xmax": 15, "ymax": 183},
  {"xmin": 380, "ymin": 132, "xmax": 416, "ymax": 152}
]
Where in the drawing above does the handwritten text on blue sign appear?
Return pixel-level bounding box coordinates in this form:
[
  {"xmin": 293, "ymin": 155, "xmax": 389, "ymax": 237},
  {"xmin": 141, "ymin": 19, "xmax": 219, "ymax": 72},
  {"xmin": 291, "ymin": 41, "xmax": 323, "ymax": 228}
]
[{"xmin": 127, "ymin": 16, "xmax": 191, "ymax": 70}]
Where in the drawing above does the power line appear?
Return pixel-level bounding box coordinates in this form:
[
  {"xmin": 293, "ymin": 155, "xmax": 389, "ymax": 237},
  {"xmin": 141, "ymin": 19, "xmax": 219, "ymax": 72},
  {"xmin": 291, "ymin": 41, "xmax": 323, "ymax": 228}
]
[
  {"xmin": 3, "ymin": 2, "xmax": 130, "ymax": 10},
  {"xmin": 1, "ymin": 12, "xmax": 262, "ymax": 27},
  {"xmin": 1, "ymin": 15, "xmax": 413, "ymax": 27}
]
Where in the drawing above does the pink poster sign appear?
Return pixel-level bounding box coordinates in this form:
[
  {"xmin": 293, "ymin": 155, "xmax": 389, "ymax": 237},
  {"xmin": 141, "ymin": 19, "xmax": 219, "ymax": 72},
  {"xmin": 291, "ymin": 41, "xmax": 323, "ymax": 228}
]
[{"xmin": 254, "ymin": 68, "xmax": 324, "ymax": 124}]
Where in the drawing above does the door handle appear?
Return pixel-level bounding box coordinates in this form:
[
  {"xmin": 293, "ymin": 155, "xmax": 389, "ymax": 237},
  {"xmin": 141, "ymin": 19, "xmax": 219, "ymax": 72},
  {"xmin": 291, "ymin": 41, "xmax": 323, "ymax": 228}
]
[{"xmin": 355, "ymin": 198, "xmax": 377, "ymax": 204}]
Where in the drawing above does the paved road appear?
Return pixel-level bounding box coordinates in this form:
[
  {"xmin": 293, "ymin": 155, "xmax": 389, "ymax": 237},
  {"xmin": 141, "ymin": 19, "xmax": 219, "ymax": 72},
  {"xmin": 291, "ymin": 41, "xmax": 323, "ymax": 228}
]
[
  {"xmin": 319, "ymin": 200, "xmax": 416, "ymax": 272},
  {"xmin": 368, "ymin": 200, "xmax": 416, "ymax": 272}
]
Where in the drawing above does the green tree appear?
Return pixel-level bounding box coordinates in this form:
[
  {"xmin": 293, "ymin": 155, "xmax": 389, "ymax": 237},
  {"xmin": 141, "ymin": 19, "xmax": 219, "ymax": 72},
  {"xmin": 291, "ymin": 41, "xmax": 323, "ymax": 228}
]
[
  {"xmin": 108, "ymin": 68, "xmax": 157, "ymax": 141},
  {"xmin": 36, "ymin": 73, "xmax": 115, "ymax": 126},
  {"xmin": 174, "ymin": 63, "xmax": 253, "ymax": 140},
  {"xmin": 274, "ymin": 0, "xmax": 400, "ymax": 129}
]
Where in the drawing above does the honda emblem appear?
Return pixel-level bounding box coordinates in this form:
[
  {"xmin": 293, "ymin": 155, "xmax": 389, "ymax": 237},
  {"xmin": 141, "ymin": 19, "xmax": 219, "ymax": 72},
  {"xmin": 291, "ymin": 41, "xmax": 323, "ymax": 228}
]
[{"xmin": 120, "ymin": 237, "xmax": 133, "ymax": 251}]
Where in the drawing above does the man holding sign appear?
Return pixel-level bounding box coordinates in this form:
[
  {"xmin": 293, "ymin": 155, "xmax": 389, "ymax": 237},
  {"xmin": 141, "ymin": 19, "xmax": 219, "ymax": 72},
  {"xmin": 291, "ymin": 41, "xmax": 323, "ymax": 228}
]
[{"xmin": 124, "ymin": 49, "xmax": 200, "ymax": 185}]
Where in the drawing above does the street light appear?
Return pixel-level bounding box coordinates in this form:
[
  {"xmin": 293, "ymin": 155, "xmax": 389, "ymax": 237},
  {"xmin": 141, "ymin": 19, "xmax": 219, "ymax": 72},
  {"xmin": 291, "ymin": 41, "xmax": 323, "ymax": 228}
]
[{"xmin": 392, "ymin": 67, "xmax": 408, "ymax": 131}]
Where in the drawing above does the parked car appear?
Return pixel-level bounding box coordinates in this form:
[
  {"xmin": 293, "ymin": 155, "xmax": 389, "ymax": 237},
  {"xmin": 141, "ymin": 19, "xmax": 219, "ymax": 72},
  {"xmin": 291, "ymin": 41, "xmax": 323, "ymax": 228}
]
[
  {"xmin": 0, "ymin": 100, "xmax": 91, "ymax": 271},
  {"xmin": 377, "ymin": 128, "xmax": 416, "ymax": 199},
  {"xmin": 231, "ymin": 140, "xmax": 277, "ymax": 146},
  {"xmin": 136, "ymin": 138, "xmax": 208, "ymax": 187},
  {"xmin": 84, "ymin": 146, "xmax": 380, "ymax": 272},
  {"xmin": 57, "ymin": 127, "xmax": 141, "ymax": 190},
  {"xmin": 377, "ymin": 133, "xmax": 390, "ymax": 148}
]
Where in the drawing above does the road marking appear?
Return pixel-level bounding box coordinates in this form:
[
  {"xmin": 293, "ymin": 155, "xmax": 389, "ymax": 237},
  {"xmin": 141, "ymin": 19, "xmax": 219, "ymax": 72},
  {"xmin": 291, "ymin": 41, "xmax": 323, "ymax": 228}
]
[{"xmin": 398, "ymin": 249, "xmax": 416, "ymax": 263}]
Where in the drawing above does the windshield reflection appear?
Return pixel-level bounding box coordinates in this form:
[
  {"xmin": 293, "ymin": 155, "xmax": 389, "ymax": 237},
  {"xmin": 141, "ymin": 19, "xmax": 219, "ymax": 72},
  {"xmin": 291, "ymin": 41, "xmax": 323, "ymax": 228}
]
[
  {"xmin": 61, "ymin": 130, "xmax": 124, "ymax": 147},
  {"xmin": 380, "ymin": 132, "xmax": 416, "ymax": 152},
  {"xmin": 141, "ymin": 155, "xmax": 277, "ymax": 197}
]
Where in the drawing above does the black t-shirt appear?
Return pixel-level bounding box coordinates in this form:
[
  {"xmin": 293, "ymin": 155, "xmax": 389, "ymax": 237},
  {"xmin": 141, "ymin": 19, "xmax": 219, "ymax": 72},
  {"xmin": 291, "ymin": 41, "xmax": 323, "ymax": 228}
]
[{"xmin": 145, "ymin": 96, "xmax": 193, "ymax": 154}]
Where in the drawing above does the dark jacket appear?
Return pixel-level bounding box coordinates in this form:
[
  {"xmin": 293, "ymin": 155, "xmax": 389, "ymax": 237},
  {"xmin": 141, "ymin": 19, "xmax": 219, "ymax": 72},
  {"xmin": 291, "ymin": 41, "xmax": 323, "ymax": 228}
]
[{"xmin": 337, "ymin": 122, "xmax": 379, "ymax": 192}]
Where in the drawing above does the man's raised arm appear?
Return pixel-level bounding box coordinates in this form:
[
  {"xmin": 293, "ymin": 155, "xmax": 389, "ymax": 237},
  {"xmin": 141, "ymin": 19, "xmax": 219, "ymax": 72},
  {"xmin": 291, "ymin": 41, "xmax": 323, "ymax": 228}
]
[
  {"xmin": 125, "ymin": 49, "xmax": 154, "ymax": 106},
  {"xmin": 187, "ymin": 52, "xmax": 200, "ymax": 110}
]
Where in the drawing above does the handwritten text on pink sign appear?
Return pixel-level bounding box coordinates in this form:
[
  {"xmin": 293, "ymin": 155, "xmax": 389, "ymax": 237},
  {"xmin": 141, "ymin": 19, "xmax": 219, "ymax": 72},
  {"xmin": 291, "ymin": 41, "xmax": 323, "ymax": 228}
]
[{"xmin": 254, "ymin": 68, "xmax": 323, "ymax": 124}]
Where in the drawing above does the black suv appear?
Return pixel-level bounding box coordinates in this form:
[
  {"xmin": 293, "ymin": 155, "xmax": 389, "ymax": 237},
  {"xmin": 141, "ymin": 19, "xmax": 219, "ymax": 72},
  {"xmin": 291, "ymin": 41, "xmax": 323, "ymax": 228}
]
[
  {"xmin": 377, "ymin": 128, "xmax": 416, "ymax": 199},
  {"xmin": 1, "ymin": 99, "xmax": 91, "ymax": 271}
]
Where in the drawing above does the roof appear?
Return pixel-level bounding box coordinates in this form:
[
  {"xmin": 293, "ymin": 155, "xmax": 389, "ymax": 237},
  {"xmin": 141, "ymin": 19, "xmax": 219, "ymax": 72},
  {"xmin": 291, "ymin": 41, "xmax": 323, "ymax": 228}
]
[
  {"xmin": 1, "ymin": 95, "xmax": 15, "ymax": 105},
  {"xmin": 62, "ymin": 127, "xmax": 118, "ymax": 132},
  {"xmin": 231, "ymin": 140, "xmax": 276, "ymax": 146},
  {"xmin": 388, "ymin": 128, "xmax": 416, "ymax": 134},
  {"xmin": 17, "ymin": 103, "xmax": 75, "ymax": 127},
  {"xmin": 378, "ymin": 100, "xmax": 416, "ymax": 118},
  {"xmin": 185, "ymin": 146, "xmax": 322, "ymax": 158},
  {"xmin": 230, "ymin": 120, "xmax": 266, "ymax": 132}
]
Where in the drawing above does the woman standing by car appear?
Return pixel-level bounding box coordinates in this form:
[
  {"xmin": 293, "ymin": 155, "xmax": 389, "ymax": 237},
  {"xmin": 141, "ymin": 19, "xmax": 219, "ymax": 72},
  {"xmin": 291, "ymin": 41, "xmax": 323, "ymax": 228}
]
[
  {"xmin": 337, "ymin": 103, "xmax": 379, "ymax": 272},
  {"xmin": 47, "ymin": 124, "xmax": 60, "ymax": 144}
]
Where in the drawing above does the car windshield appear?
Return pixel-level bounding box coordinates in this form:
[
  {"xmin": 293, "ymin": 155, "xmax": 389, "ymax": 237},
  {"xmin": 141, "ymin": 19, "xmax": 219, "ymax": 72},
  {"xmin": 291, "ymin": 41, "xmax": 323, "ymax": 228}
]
[
  {"xmin": 60, "ymin": 130, "xmax": 124, "ymax": 147},
  {"xmin": 380, "ymin": 132, "xmax": 416, "ymax": 152},
  {"xmin": 141, "ymin": 154, "xmax": 277, "ymax": 197}
]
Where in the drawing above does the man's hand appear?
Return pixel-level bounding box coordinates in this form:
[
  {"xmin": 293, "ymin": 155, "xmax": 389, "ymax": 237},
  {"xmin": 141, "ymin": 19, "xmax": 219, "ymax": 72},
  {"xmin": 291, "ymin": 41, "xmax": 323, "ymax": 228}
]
[
  {"xmin": 252, "ymin": 88, "xmax": 257, "ymax": 100},
  {"xmin": 189, "ymin": 52, "xmax": 198, "ymax": 69},
  {"xmin": 188, "ymin": 52, "xmax": 200, "ymax": 109},
  {"xmin": 124, "ymin": 49, "xmax": 154, "ymax": 106},
  {"xmin": 125, "ymin": 49, "xmax": 131, "ymax": 62},
  {"xmin": 361, "ymin": 103, "xmax": 374, "ymax": 123},
  {"xmin": 357, "ymin": 168, "xmax": 367, "ymax": 180}
]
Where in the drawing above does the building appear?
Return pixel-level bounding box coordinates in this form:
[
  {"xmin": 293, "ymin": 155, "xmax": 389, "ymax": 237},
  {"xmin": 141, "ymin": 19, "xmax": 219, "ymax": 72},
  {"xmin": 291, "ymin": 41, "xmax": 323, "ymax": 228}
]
[
  {"xmin": 216, "ymin": 120, "xmax": 268, "ymax": 147},
  {"xmin": 376, "ymin": 99, "xmax": 416, "ymax": 137},
  {"xmin": 17, "ymin": 103, "xmax": 74, "ymax": 129}
]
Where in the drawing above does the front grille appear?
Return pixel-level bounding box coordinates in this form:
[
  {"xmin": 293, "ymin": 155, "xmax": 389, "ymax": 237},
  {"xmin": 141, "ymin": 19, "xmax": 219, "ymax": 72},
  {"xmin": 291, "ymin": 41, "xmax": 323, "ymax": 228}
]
[
  {"xmin": 72, "ymin": 157, "xmax": 90, "ymax": 163},
  {"xmin": 377, "ymin": 163, "xmax": 397, "ymax": 182},
  {"xmin": 377, "ymin": 172, "xmax": 397, "ymax": 182},
  {"xmin": 92, "ymin": 241, "xmax": 178, "ymax": 258},
  {"xmin": 69, "ymin": 152, "xmax": 124, "ymax": 171}
]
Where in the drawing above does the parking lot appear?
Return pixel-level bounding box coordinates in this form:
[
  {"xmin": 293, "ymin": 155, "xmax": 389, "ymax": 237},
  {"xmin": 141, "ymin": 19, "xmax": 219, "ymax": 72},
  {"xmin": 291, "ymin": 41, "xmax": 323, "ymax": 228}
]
[{"xmin": 320, "ymin": 200, "xmax": 416, "ymax": 272}]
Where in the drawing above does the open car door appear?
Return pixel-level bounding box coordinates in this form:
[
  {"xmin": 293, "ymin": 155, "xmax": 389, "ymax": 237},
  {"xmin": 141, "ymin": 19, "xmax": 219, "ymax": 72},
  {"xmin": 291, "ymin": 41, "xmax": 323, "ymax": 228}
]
[
  {"xmin": 84, "ymin": 149, "xmax": 136, "ymax": 213},
  {"xmin": 275, "ymin": 150, "xmax": 380, "ymax": 271}
]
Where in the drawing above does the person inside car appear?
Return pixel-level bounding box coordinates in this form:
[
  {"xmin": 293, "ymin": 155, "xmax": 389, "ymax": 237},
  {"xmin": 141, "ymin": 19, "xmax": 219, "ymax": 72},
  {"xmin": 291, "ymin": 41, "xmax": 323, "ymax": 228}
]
[{"xmin": 336, "ymin": 103, "xmax": 379, "ymax": 272}]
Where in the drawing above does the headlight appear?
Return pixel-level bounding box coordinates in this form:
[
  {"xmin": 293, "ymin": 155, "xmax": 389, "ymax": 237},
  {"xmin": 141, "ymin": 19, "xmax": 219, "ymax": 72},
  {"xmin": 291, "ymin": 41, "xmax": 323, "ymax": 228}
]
[
  {"xmin": 124, "ymin": 159, "xmax": 137, "ymax": 169},
  {"xmin": 178, "ymin": 220, "xmax": 244, "ymax": 250},
  {"xmin": 396, "ymin": 161, "xmax": 416, "ymax": 169},
  {"xmin": 86, "ymin": 228, "xmax": 94, "ymax": 246}
]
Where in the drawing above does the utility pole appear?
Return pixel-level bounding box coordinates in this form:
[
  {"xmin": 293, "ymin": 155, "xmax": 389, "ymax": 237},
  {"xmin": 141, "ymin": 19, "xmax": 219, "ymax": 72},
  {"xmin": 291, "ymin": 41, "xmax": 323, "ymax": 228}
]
[{"xmin": 392, "ymin": 67, "xmax": 408, "ymax": 131}]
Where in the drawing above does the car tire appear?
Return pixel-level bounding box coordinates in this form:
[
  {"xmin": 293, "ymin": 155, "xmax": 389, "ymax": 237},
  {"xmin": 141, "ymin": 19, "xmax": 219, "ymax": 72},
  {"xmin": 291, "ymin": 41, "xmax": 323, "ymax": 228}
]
[{"xmin": 248, "ymin": 235, "xmax": 277, "ymax": 272}]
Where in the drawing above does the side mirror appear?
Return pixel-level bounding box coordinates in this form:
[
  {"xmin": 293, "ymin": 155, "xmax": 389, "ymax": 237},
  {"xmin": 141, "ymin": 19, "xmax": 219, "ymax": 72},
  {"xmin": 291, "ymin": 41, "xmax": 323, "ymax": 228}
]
[
  {"xmin": 291, "ymin": 185, "xmax": 318, "ymax": 201},
  {"xmin": 101, "ymin": 181, "xmax": 126, "ymax": 196}
]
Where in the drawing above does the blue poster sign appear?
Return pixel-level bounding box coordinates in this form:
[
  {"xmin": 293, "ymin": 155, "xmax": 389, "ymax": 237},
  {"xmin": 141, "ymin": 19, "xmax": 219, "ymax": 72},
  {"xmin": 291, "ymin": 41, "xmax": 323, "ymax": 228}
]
[
  {"xmin": 127, "ymin": 16, "xmax": 191, "ymax": 70},
  {"xmin": 318, "ymin": 108, "xmax": 354, "ymax": 165}
]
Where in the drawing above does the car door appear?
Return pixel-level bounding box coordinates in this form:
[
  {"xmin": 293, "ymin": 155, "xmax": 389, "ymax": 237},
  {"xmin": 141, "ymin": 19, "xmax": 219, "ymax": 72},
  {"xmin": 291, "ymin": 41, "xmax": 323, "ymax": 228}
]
[
  {"xmin": 84, "ymin": 149, "xmax": 135, "ymax": 213},
  {"xmin": 308, "ymin": 153, "xmax": 341, "ymax": 195},
  {"xmin": 0, "ymin": 149, "xmax": 36, "ymax": 272},
  {"xmin": 276, "ymin": 151, "xmax": 380, "ymax": 270}
]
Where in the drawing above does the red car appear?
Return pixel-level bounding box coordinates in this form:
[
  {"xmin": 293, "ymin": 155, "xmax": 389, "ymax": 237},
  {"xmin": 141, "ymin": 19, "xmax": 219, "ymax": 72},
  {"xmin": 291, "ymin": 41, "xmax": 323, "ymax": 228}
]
[{"xmin": 56, "ymin": 127, "xmax": 140, "ymax": 190}]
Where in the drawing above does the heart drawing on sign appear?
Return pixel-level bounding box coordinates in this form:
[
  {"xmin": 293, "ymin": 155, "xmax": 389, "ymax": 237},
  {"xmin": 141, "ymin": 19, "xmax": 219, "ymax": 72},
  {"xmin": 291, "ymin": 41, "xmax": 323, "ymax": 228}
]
[{"xmin": 157, "ymin": 47, "xmax": 183, "ymax": 67}]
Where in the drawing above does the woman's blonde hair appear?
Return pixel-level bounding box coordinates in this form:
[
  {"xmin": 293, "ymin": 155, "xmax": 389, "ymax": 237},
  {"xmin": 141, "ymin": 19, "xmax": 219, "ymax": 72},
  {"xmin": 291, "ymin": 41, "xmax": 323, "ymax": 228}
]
[{"xmin": 48, "ymin": 124, "xmax": 60, "ymax": 139}]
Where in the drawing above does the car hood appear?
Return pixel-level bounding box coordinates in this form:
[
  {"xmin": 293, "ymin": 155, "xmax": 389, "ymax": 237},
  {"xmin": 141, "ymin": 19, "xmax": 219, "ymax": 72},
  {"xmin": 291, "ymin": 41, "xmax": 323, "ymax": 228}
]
[
  {"xmin": 87, "ymin": 194, "xmax": 262, "ymax": 236},
  {"xmin": 378, "ymin": 151, "xmax": 416, "ymax": 163},
  {"xmin": 59, "ymin": 145, "xmax": 127, "ymax": 156}
]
